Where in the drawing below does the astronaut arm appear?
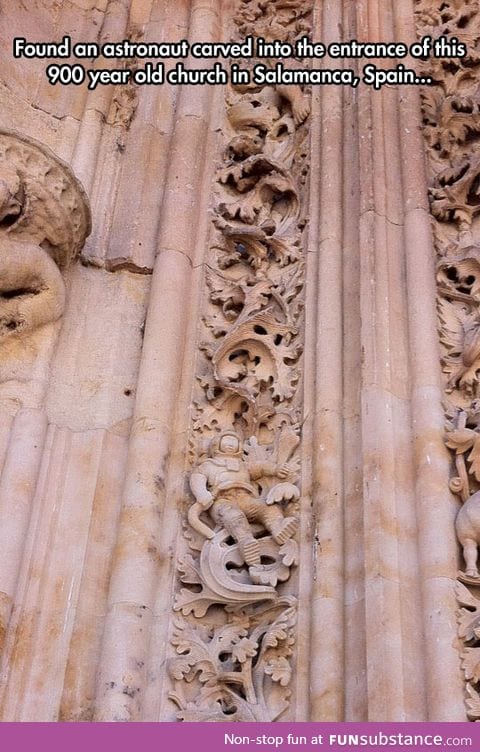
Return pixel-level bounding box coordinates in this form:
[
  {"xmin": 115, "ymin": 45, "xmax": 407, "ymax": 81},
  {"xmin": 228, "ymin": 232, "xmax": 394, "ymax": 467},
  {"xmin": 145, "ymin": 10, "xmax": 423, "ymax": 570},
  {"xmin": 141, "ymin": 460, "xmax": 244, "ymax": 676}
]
[
  {"xmin": 249, "ymin": 460, "xmax": 291, "ymax": 480},
  {"xmin": 190, "ymin": 470, "xmax": 214, "ymax": 510}
]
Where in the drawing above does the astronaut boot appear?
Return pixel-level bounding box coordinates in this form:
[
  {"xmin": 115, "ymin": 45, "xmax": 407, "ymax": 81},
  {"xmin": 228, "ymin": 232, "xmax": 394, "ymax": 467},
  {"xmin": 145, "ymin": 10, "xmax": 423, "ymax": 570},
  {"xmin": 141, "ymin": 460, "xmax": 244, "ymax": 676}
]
[
  {"xmin": 238, "ymin": 535, "xmax": 261, "ymax": 567},
  {"xmin": 271, "ymin": 516, "xmax": 298, "ymax": 545}
]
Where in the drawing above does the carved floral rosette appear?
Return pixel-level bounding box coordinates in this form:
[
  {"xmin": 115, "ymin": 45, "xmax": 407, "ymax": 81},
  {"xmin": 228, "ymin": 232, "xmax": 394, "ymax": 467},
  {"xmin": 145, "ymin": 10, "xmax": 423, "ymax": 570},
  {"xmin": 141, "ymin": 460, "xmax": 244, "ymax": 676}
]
[
  {"xmin": 415, "ymin": 0, "xmax": 480, "ymax": 720},
  {"xmin": 168, "ymin": 0, "xmax": 312, "ymax": 722}
]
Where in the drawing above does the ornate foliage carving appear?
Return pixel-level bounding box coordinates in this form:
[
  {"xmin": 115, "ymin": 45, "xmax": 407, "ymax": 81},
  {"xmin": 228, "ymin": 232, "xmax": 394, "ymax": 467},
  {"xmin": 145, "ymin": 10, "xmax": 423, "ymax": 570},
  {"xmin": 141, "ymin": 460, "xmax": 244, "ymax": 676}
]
[
  {"xmin": 169, "ymin": 600, "xmax": 296, "ymax": 721},
  {"xmin": 0, "ymin": 130, "xmax": 91, "ymax": 344},
  {"xmin": 416, "ymin": 0, "xmax": 480, "ymax": 719},
  {"xmin": 169, "ymin": 0, "xmax": 312, "ymax": 722}
]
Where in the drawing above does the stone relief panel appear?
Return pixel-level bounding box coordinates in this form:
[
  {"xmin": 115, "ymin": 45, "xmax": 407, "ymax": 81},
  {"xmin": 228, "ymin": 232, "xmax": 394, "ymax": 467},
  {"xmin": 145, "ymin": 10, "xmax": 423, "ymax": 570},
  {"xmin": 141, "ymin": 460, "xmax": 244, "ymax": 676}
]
[
  {"xmin": 416, "ymin": 0, "xmax": 480, "ymax": 720},
  {"xmin": 0, "ymin": 129, "xmax": 91, "ymax": 354},
  {"xmin": 168, "ymin": 0, "xmax": 312, "ymax": 722}
]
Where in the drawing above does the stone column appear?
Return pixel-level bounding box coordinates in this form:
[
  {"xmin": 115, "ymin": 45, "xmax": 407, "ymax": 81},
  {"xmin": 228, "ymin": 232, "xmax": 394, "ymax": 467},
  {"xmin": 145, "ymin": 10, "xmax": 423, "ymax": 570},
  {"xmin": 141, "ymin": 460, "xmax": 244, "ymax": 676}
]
[
  {"xmin": 307, "ymin": 0, "xmax": 466, "ymax": 721},
  {"xmin": 306, "ymin": 0, "xmax": 346, "ymax": 723},
  {"xmin": 93, "ymin": 0, "xmax": 221, "ymax": 721}
]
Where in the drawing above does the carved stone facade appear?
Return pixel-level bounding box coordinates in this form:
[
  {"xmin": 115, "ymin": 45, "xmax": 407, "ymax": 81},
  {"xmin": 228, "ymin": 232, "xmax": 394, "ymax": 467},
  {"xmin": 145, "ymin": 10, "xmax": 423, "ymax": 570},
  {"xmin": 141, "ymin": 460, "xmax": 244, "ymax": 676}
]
[
  {"xmin": 0, "ymin": 0, "xmax": 472, "ymax": 722},
  {"xmin": 168, "ymin": 1, "xmax": 311, "ymax": 722},
  {"xmin": 415, "ymin": 0, "xmax": 480, "ymax": 721}
]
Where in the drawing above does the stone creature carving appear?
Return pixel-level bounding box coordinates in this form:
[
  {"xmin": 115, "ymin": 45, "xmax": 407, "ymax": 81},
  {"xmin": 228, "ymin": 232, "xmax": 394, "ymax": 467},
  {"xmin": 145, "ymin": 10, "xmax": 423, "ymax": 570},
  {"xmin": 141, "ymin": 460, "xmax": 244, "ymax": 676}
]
[
  {"xmin": 446, "ymin": 406, "xmax": 480, "ymax": 717},
  {"xmin": 447, "ymin": 410, "xmax": 480, "ymax": 579},
  {"xmin": 0, "ymin": 165, "xmax": 22, "ymax": 222},
  {"xmin": 0, "ymin": 130, "xmax": 91, "ymax": 344},
  {"xmin": 0, "ymin": 241, "xmax": 65, "ymax": 340},
  {"xmin": 456, "ymin": 490, "xmax": 480, "ymax": 578},
  {"xmin": 234, "ymin": 0, "xmax": 311, "ymax": 126}
]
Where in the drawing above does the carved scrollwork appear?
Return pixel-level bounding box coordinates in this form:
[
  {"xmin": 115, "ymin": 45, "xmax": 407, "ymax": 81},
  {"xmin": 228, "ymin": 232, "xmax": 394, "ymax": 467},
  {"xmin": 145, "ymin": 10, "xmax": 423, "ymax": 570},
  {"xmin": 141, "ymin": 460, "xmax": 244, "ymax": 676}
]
[
  {"xmin": 0, "ymin": 130, "xmax": 91, "ymax": 345},
  {"xmin": 169, "ymin": 0, "xmax": 312, "ymax": 722}
]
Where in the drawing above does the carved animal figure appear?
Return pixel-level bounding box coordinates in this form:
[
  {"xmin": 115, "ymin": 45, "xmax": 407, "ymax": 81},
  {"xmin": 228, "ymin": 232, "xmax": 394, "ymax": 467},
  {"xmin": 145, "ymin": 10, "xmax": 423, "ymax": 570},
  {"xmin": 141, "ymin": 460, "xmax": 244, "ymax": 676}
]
[
  {"xmin": 456, "ymin": 490, "xmax": 480, "ymax": 577},
  {"xmin": 0, "ymin": 239, "xmax": 65, "ymax": 340},
  {"xmin": 0, "ymin": 166, "xmax": 22, "ymax": 222},
  {"xmin": 0, "ymin": 130, "xmax": 91, "ymax": 344}
]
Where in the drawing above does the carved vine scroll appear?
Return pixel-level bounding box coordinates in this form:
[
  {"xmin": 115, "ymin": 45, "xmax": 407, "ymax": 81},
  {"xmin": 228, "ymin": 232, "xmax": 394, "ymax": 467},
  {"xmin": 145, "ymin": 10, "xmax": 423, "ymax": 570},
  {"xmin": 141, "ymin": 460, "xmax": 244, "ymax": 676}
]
[
  {"xmin": 415, "ymin": 0, "xmax": 480, "ymax": 720},
  {"xmin": 0, "ymin": 130, "xmax": 91, "ymax": 345},
  {"xmin": 168, "ymin": 0, "xmax": 312, "ymax": 722}
]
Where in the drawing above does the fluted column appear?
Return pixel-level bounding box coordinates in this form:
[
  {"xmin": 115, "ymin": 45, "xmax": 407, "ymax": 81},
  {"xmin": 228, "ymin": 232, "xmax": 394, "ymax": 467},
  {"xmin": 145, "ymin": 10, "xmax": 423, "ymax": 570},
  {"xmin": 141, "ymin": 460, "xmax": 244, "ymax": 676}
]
[
  {"xmin": 307, "ymin": 0, "xmax": 346, "ymax": 722},
  {"xmin": 93, "ymin": 0, "xmax": 222, "ymax": 721},
  {"xmin": 395, "ymin": 0, "xmax": 466, "ymax": 722}
]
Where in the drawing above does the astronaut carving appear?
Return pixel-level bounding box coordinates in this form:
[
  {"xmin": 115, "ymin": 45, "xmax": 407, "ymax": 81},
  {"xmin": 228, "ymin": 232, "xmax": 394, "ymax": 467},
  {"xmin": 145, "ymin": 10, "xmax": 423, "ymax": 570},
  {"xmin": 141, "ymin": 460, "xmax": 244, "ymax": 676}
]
[
  {"xmin": 0, "ymin": 130, "xmax": 91, "ymax": 346},
  {"xmin": 188, "ymin": 431, "xmax": 298, "ymax": 568},
  {"xmin": 174, "ymin": 427, "xmax": 300, "ymax": 620}
]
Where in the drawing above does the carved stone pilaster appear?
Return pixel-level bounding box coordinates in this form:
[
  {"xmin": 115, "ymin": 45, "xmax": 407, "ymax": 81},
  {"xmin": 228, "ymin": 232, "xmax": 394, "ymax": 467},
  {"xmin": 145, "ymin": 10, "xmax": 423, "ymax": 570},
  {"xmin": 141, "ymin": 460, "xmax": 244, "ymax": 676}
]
[
  {"xmin": 415, "ymin": 0, "xmax": 480, "ymax": 720},
  {"xmin": 0, "ymin": 130, "xmax": 91, "ymax": 347},
  {"xmin": 168, "ymin": 0, "xmax": 312, "ymax": 722}
]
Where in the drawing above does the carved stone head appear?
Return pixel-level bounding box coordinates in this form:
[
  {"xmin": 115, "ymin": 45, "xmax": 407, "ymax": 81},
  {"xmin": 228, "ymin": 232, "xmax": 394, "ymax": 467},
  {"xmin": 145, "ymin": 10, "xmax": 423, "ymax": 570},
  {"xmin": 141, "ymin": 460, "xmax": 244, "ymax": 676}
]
[
  {"xmin": 211, "ymin": 430, "xmax": 242, "ymax": 457},
  {"xmin": 0, "ymin": 129, "xmax": 91, "ymax": 342}
]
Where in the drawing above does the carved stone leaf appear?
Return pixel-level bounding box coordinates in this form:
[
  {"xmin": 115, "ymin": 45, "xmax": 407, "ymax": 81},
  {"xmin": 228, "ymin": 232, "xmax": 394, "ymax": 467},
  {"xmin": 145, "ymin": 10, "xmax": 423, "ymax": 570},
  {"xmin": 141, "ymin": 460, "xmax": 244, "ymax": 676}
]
[
  {"xmin": 462, "ymin": 647, "xmax": 480, "ymax": 683},
  {"xmin": 170, "ymin": 622, "xmax": 217, "ymax": 684},
  {"xmin": 466, "ymin": 682, "xmax": 480, "ymax": 721},
  {"xmin": 438, "ymin": 297, "xmax": 467, "ymax": 356},
  {"xmin": 264, "ymin": 656, "xmax": 292, "ymax": 686},
  {"xmin": 457, "ymin": 582, "xmax": 480, "ymax": 641},
  {"xmin": 174, "ymin": 587, "xmax": 216, "ymax": 618},
  {"xmin": 279, "ymin": 539, "xmax": 299, "ymax": 568},
  {"xmin": 445, "ymin": 427, "xmax": 476, "ymax": 454},
  {"xmin": 212, "ymin": 312, "xmax": 300, "ymax": 402},
  {"xmin": 206, "ymin": 267, "xmax": 246, "ymax": 315},
  {"xmin": 170, "ymin": 619, "xmax": 204, "ymax": 654},
  {"xmin": 468, "ymin": 436, "xmax": 480, "ymax": 481},
  {"xmin": 421, "ymin": 88, "xmax": 443, "ymax": 128},
  {"xmin": 178, "ymin": 554, "xmax": 202, "ymax": 585},
  {"xmin": 431, "ymin": 156, "xmax": 480, "ymax": 228},
  {"xmin": 446, "ymin": 423, "xmax": 480, "ymax": 479},
  {"xmin": 231, "ymin": 637, "xmax": 259, "ymax": 663},
  {"xmin": 169, "ymin": 655, "xmax": 200, "ymax": 682},
  {"xmin": 263, "ymin": 607, "xmax": 296, "ymax": 648},
  {"xmin": 213, "ymin": 622, "xmax": 249, "ymax": 655},
  {"xmin": 448, "ymin": 114, "xmax": 480, "ymax": 149}
]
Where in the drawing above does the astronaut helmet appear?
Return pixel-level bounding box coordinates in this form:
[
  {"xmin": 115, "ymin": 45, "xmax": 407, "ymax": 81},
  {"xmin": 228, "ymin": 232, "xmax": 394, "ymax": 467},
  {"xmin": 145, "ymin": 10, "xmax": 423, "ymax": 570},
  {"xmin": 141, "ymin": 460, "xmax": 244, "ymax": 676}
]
[{"xmin": 211, "ymin": 430, "xmax": 242, "ymax": 457}]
